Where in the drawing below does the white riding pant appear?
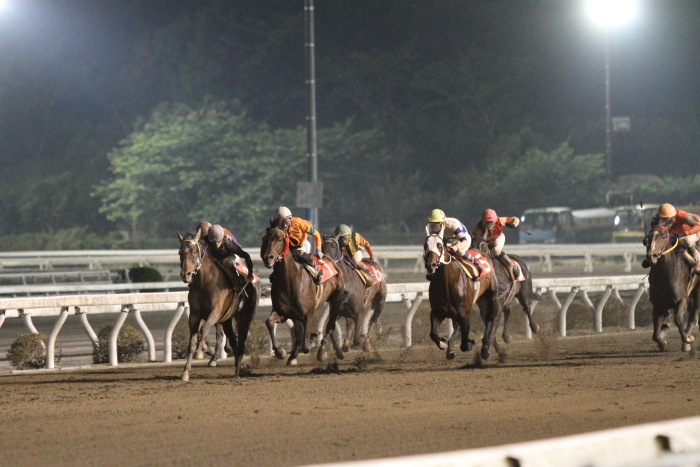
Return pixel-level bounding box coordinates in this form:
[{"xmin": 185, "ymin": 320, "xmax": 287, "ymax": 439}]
[{"xmin": 487, "ymin": 233, "xmax": 506, "ymax": 255}]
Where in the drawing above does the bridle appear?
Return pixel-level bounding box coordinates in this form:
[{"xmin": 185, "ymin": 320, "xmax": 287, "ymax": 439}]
[
  {"xmin": 323, "ymin": 237, "xmax": 342, "ymax": 262},
  {"xmin": 647, "ymin": 225, "xmax": 679, "ymax": 260},
  {"xmin": 263, "ymin": 228, "xmax": 290, "ymax": 264},
  {"xmin": 180, "ymin": 239, "xmax": 207, "ymax": 276},
  {"xmin": 424, "ymin": 233, "xmax": 451, "ymax": 267}
]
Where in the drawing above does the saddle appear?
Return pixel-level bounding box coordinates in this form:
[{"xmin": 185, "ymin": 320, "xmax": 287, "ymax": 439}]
[
  {"xmin": 452, "ymin": 251, "xmax": 491, "ymax": 280},
  {"xmin": 340, "ymin": 254, "xmax": 382, "ymax": 286}
]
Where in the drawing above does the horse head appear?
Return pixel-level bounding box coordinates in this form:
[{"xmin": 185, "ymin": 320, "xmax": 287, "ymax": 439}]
[
  {"xmin": 177, "ymin": 230, "xmax": 204, "ymax": 283},
  {"xmin": 645, "ymin": 224, "xmax": 676, "ymax": 266},
  {"xmin": 260, "ymin": 227, "xmax": 289, "ymax": 268},
  {"xmin": 322, "ymin": 236, "xmax": 342, "ymax": 262},
  {"xmin": 424, "ymin": 233, "xmax": 448, "ymax": 276}
]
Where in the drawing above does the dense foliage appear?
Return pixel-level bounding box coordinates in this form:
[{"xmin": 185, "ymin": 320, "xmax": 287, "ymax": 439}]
[{"xmin": 0, "ymin": 1, "xmax": 699, "ymax": 248}]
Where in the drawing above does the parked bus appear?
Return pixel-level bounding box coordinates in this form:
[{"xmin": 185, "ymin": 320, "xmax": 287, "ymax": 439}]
[
  {"xmin": 520, "ymin": 206, "xmax": 616, "ymax": 244},
  {"xmin": 612, "ymin": 204, "xmax": 657, "ymax": 244}
]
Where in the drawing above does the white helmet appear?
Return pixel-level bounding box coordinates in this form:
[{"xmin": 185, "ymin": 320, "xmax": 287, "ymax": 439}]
[{"xmin": 274, "ymin": 206, "xmax": 293, "ymax": 223}]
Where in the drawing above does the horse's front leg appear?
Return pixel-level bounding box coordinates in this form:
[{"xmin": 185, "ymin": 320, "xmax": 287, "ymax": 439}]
[
  {"xmin": 345, "ymin": 316, "xmax": 356, "ymax": 352},
  {"xmin": 429, "ymin": 312, "xmax": 446, "ymax": 350},
  {"xmin": 317, "ymin": 305, "xmax": 345, "ymax": 361},
  {"xmin": 181, "ymin": 315, "xmax": 202, "ymax": 382},
  {"xmin": 652, "ymin": 307, "xmax": 668, "ymax": 351},
  {"xmin": 501, "ymin": 303, "xmax": 512, "ymax": 343},
  {"xmin": 287, "ymin": 318, "xmax": 305, "ymax": 366},
  {"xmin": 208, "ymin": 324, "xmax": 225, "ymax": 367},
  {"xmin": 456, "ymin": 310, "xmax": 475, "ymax": 354},
  {"xmin": 265, "ymin": 312, "xmax": 287, "ymax": 360},
  {"xmin": 445, "ymin": 320, "xmax": 459, "ymax": 360},
  {"xmin": 480, "ymin": 297, "xmax": 501, "ymax": 360}
]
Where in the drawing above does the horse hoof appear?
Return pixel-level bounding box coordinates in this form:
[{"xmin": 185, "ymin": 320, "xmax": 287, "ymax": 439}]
[
  {"xmin": 181, "ymin": 372, "xmax": 190, "ymax": 382},
  {"xmin": 287, "ymin": 358, "xmax": 298, "ymax": 366},
  {"xmin": 532, "ymin": 324, "xmax": 540, "ymax": 333},
  {"xmin": 194, "ymin": 351, "xmax": 205, "ymax": 360},
  {"xmin": 682, "ymin": 343, "xmax": 692, "ymax": 352},
  {"xmin": 656, "ymin": 341, "xmax": 667, "ymax": 352},
  {"xmin": 438, "ymin": 341, "xmax": 447, "ymax": 350},
  {"xmin": 502, "ymin": 334, "xmax": 512, "ymax": 344},
  {"xmin": 335, "ymin": 350, "xmax": 345, "ymax": 360},
  {"xmin": 461, "ymin": 339, "xmax": 475, "ymax": 352},
  {"xmin": 687, "ymin": 335, "xmax": 696, "ymax": 344},
  {"xmin": 318, "ymin": 350, "xmax": 328, "ymax": 362},
  {"xmin": 480, "ymin": 347, "xmax": 490, "ymax": 360},
  {"xmin": 446, "ymin": 351, "xmax": 455, "ymax": 360},
  {"xmin": 342, "ymin": 344, "xmax": 350, "ymax": 352},
  {"xmin": 362, "ymin": 340, "xmax": 371, "ymax": 353},
  {"xmin": 208, "ymin": 361, "xmax": 217, "ymax": 367}
]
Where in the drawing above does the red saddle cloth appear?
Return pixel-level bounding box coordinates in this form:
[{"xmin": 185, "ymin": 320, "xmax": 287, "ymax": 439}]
[
  {"xmin": 466, "ymin": 250, "xmax": 493, "ymax": 280},
  {"xmin": 313, "ymin": 256, "xmax": 339, "ymax": 283},
  {"xmin": 359, "ymin": 261, "xmax": 383, "ymax": 285},
  {"xmin": 232, "ymin": 258, "xmax": 259, "ymax": 283},
  {"xmin": 512, "ymin": 258, "xmax": 525, "ymax": 282}
]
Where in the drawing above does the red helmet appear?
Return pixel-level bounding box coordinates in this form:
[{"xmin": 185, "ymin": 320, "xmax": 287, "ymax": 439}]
[{"xmin": 482, "ymin": 209, "xmax": 498, "ymax": 222}]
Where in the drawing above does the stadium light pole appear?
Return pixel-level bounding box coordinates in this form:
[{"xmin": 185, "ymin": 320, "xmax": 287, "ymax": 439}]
[{"xmin": 585, "ymin": 0, "xmax": 638, "ymax": 177}]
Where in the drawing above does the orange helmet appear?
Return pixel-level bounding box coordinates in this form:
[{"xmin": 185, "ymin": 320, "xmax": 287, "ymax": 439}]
[
  {"xmin": 657, "ymin": 203, "xmax": 676, "ymax": 218},
  {"xmin": 482, "ymin": 209, "xmax": 498, "ymax": 222}
]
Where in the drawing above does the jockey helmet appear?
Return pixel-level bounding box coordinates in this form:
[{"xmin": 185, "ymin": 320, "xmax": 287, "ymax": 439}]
[
  {"xmin": 207, "ymin": 224, "xmax": 225, "ymax": 243},
  {"xmin": 196, "ymin": 221, "xmax": 212, "ymax": 237},
  {"xmin": 334, "ymin": 224, "xmax": 352, "ymax": 237},
  {"xmin": 274, "ymin": 206, "xmax": 293, "ymax": 223},
  {"xmin": 482, "ymin": 209, "xmax": 498, "ymax": 222},
  {"xmin": 427, "ymin": 209, "xmax": 446, "ymax": 223},
  {"xmin": 657, "ymin": 203, "xmax": 676, "ymax": 218}
]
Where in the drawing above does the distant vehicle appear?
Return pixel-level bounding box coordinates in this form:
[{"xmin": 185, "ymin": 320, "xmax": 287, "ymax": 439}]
[
  {"xmin": 571, "ymin": 207, "xmax": 616, "ymax": 243},
  {"xmin": 520, "ymin": 206, "xmax": 616, "ymax": 244},
  {"xmin": 519, "ymin": 207, "xmax": 575, "ymax": 244},
  {"xmin": 613, "ymin": 205, "xmax": 657, "ymax": 244}
]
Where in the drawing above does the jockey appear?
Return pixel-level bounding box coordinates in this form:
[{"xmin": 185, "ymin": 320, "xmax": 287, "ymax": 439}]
[
  {"xmin": 473, "ymin": 208, "xmax": 521, "ymax": 279},
  {"xmin": 642, "ymin": 203, "xmax": 700, "ymax": 273},
  {"xmin": 196, "ymin": 221, "xmax": 236, "ymax": 242},
  {"xmin": 425, "ymin": 208, "xmax": 482, "ymax": 281},
  {"xmin": 272, "ymin": 206, "xmax": 324, "ymax": 283},
  {"xmin": 334, "ymin": 224, "xmax": 375, "ymax": 273},
  {"xmin": 204, "ymin": 224, "xmax": 254, "ymax": 291}
]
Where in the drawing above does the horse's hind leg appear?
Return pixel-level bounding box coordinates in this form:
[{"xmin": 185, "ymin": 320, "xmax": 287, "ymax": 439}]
[
  {"xmin": 673, "ymin": 300, "xmax": 696, "ymax": 348},
  {"xmin": 287, "ymin": 318, "xmax": 305, "ymax": 366},
  {"xmin": 446, "ymin": 321, "xmax": 460, "ymax": 360},
  {"xmin": 317, "ymin": 307, "xmax": 345, "ymax": 361},
  {"xmin": 501, "ymin": 304, "xmax": 512, "ymax": 344},
  {"xmin": 232, "ymin": 307, "xmax": 254, "ymax": 377},
  {"xmin": 208, "ymin": 324, "xmax": 224, "ymax": 367},
  {"xmin": 344, "ymin": 317, "xmax": 356, "ymax": 352},
  {"xmin": 518, "ymin": 292, "xmax": 540, "ymax": 335}
]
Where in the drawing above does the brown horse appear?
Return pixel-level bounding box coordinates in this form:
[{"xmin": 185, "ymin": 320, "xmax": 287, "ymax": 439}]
[
  {"xmin": 471, "ymin": 237, "xmax": 540, "ymax": 342},
  {"xmin": 645, "ymin": 224, "xmax": 699, "ymax": 351},
  {"xmin": 322, "ymin": 236, "xmax": 387, "ymax": 352},
  {"xmin": 261, "ymin": 227, "xmax": 347, "ymax": 365},
  {"xmin": 177, "ymin": 231, "xmax": 260, "ymax": 381},
  {"xmin": 423, "ymin": 233, "xmax": 501, "ymax": 361}
]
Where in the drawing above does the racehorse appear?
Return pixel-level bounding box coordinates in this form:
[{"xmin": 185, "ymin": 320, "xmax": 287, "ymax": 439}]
[
  {"xmin": 261, "ymin": 227, "xmax": 347, "ymax": 365},
  {"xmin": 423, "ymin": 233, "xmax": 501, "ymax": 361},
  {"xmin": 644, "ymin": 224, "xmax": 700, "ymax": 351},
  {"xmin": 322, "ymin": 236, "xmax": 387, "ymax": 352},
  {"xmin": 177, "ymin": 231, "xmax": 261, "ymax": 381},
  {"xmin": 471, "ymin": 237, "xmax": 540, "ymax": 343}
]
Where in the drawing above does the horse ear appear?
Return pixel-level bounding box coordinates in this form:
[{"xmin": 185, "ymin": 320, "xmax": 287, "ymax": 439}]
[
  {"xmin": 194, "ymin": 229, "xmax": 201, "ymax": 242},
  {"xmin": 479, "ymin": 242, "xmax": 490, "ymax": 255},
  {"xmin": 177, "ymin": 232, "xmax": 183, "ymax": 242}
]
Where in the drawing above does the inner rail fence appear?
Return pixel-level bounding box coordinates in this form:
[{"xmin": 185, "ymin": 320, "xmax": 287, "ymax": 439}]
[
  {"xmin": 0, "ymin": 243, "xmax": 647, "ymax": 276},
  {"xmin": 0, "ymin": 275, "xmax": 650, "ymax": 370}
]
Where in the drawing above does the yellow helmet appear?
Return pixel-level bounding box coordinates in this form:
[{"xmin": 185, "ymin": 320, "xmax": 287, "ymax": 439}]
[
  {"xmin": 657, "ymin": 203, "xmax": 676, "ymax": 218},
  {"xmin": 427, "ymin": 209, "xmax": 446, "ymax": 223}
]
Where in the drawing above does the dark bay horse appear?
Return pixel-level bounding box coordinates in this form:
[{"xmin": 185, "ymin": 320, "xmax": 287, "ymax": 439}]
[
  {"xmin": 645, "ymin": 224, "xmax": 699, "ymax": 351},
  {"xmin": 261, "ymin": 227, "xmax": 346, "ymax": 365},
  {"xmin": 471, "ymin": 237, "xmax": 540, "ymax": 342},
  {"xmin": 423, "ymin": 233, "xmax": 501, "ymax": 361},
  {"xmin": 177, "ymin": 231, "xmax": 260, "ymax": 381},
  {"xmin": 322, "ymin": 236, "xmax": 387, "ymax": 352}
]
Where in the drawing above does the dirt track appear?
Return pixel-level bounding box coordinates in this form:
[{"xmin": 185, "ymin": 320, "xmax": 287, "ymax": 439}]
[{"xmin": 1, "ymin": 329, "xmax": 699, "ymax": 466}]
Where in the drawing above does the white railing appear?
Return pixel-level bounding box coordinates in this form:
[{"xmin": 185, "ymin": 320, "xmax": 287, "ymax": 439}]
[
  {"xmin": 0, "ymin": 243, "xmax": 646, "ymax": 274},
  {"xmin": 0, "ymin": 275, "xmax": 650, "ymax": 370},
  {"xmin": 309, "ymin": 415, "xmax": 700, "ymax": 467}
]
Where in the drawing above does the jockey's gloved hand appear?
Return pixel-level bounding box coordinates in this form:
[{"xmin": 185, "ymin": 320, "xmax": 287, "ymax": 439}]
[
  {"xmin": 506, "ymin": 222, "xmax": 515, "ymax": 228},
  {"xmin": 676, "ymin": 232, "xmax": 686, "ymax": 239},
  {"xmin": 247, "ymin": 273, "xmax": 254, "ymax": 282}
]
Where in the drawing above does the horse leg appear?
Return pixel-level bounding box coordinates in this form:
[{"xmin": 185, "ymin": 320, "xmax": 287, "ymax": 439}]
[
  {"xmin": 429, "ymin": 312, "xmax": 447, "ymax": 350},
  {"xmin": 673, "ymin": 299, "xmax": 696, "ymax": 350},
  {"xmin": 317, "ymin": 306, "xmax": 345, "ymax": 362},
  {"xmin": 181, "ymin": 314, "xmax": 202, "ymax": 382},
  {"xmin": 265, "ymin": 312, "xmax": 287, "ymax": 360},
  {"xmin": 232, "ymin": 309, "xmax": 254, "ymax": 377},
  {"xmin": 284, "ymin": 318, "xmax": 304, "ymax": 366},
  {"xmin": 501, "ymin": 303, "xmax": 512, "ymax": 344},
  {"xmin": 344, "ymin": 317, "xmax": 355, "ymax": 352},
  {"xmin": 652, "ymin": 307, "xmax": 668, "ymax": 352},
  {"xmin": 518, "ymin": 291, "xmax": 540, "ymax": 334},
  {"xmin": 480, "ymin": 296, "xmax": 501, "ymax": 360},
  {"xmin": 208, "ymin": 324, "xmax": 224, "ymax": 367},
  {"xmin": 445, "ymin": 320, "xmax": 460, "ymax": 360}
]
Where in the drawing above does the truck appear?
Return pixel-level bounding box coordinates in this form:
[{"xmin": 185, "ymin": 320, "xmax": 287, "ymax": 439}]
[{"xmin": 519, "ymin": 206, "xmax": 616, "ymax": 244}]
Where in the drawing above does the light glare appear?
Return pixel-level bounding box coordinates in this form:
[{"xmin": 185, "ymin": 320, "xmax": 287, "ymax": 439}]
[{"xmin": 586, "ymin": 0, "xmax": 638, "ymax": 28}]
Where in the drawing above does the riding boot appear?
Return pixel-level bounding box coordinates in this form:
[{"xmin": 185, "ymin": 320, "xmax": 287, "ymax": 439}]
[
  {"xmin": 299, "ymin": 252, "xmax": 323, "ymax": 283},
  {"xmin": 426, "ymin": 273, "xmax": 433, "ymax": 281},
  {"xmin": 641, "ymin": 258, "xmax": 651, "ymax": 268},
  {"xmin": 463, "ymin": 253, "xmax": 483, "ymax": 277},
  {"xmin": 498, "ymin": 251, "xmax": 519, "ymax": 280}
]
